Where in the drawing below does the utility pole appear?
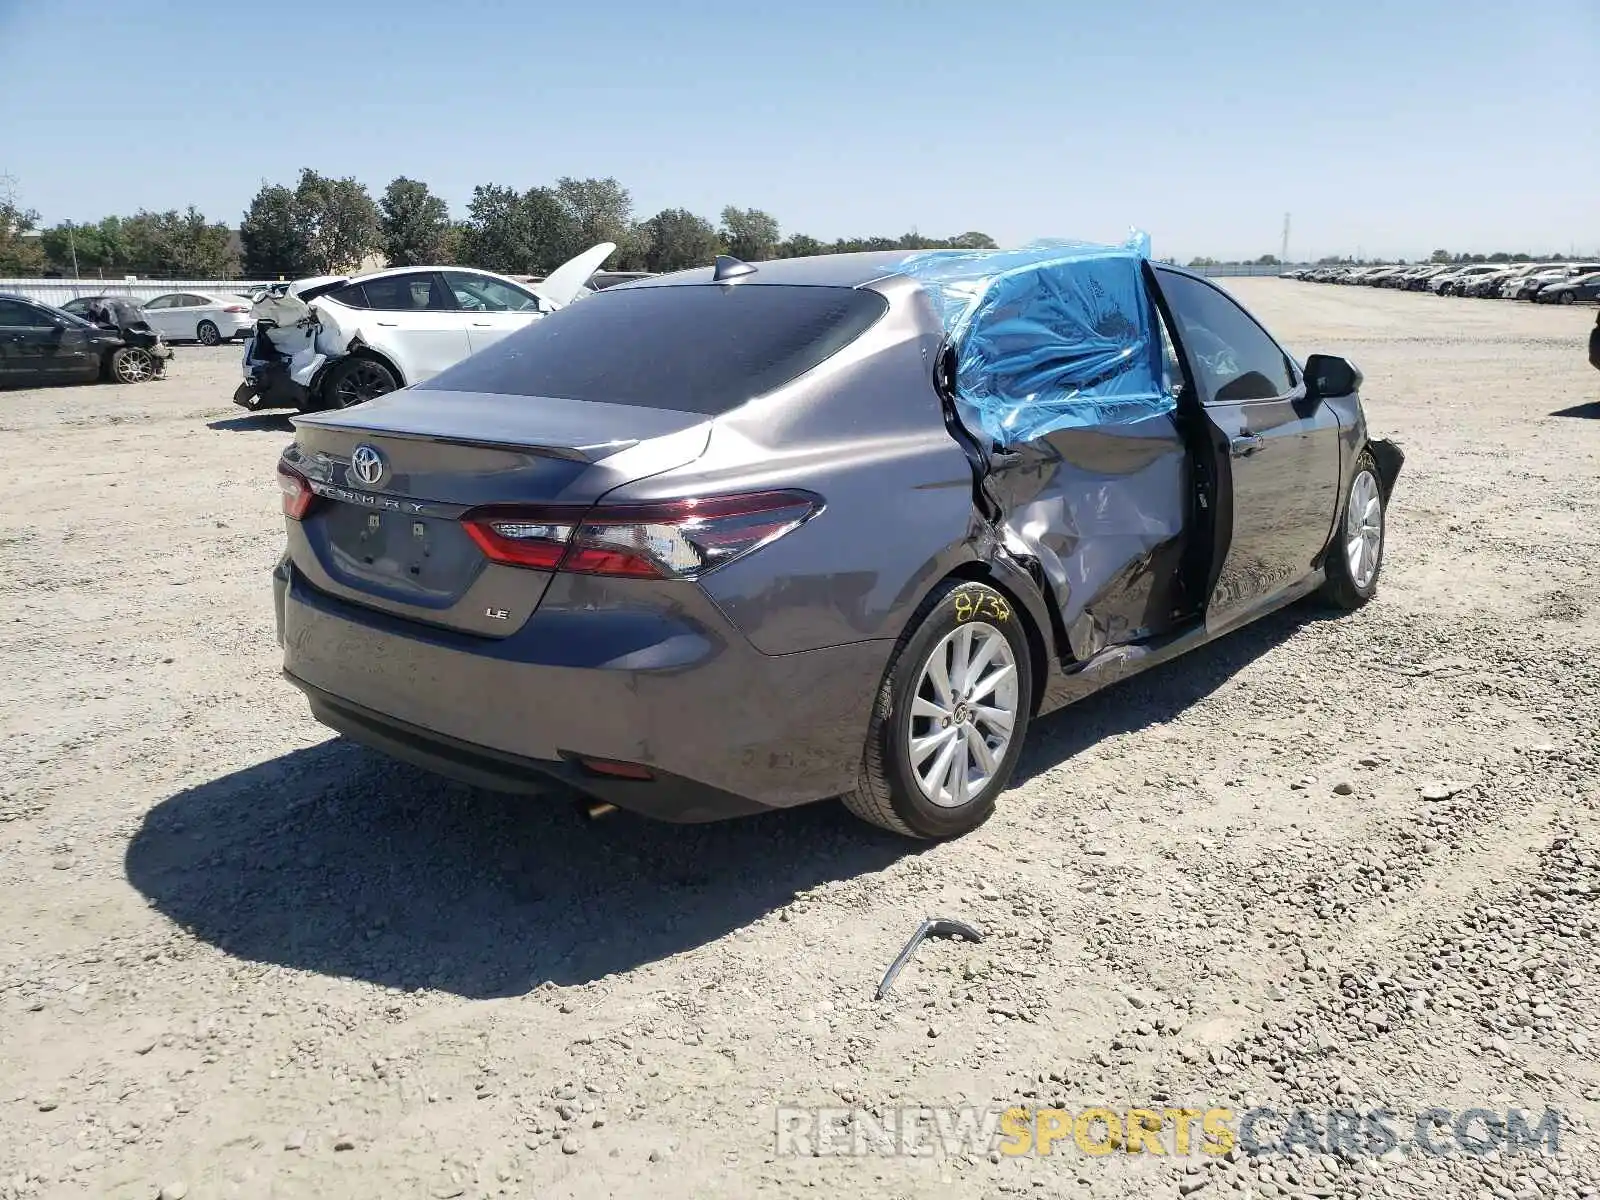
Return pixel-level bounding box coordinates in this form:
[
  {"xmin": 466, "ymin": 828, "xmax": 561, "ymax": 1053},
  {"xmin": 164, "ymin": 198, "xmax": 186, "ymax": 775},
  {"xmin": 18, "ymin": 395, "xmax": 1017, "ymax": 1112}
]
[
  {"xmin": 1281, "ymin": 213, "xmax": 1291, "ymax": 264},
  {"xmin": 66, "ymin": 220, "xmax": 79, "ymax": 279}
]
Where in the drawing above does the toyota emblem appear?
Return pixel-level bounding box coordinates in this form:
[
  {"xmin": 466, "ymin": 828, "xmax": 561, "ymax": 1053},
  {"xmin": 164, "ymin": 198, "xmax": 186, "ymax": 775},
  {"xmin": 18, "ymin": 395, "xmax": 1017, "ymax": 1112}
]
[{"xmin": 350, "ymin": 443, "xmax": 386, "ymax": 487}]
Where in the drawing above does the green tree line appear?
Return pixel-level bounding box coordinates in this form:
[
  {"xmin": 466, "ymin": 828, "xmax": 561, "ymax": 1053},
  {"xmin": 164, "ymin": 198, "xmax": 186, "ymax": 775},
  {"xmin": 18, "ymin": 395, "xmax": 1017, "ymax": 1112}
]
[
  {"xmin": 4, "ymin": 169, "xmax": 997, "ymax": 280},
  {"xmin": 3, "ymin": 173, "xmax": 237, "ymax": 278}
]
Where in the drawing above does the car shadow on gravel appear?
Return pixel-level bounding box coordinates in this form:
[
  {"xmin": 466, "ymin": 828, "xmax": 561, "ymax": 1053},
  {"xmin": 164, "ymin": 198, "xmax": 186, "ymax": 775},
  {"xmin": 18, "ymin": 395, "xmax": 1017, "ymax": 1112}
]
[
  {"xmin": 1014, "ymin": 603, "xmax": 1315, "ymax": 785},
  {"xmin": 125, "ymin": 740, "xmax": 914, "ymax": 999},
  {"xmin": 207, "ymin": 412, "xmax": 296, "ymax": 432},
  {"xmin": 1550, "ymin": 401, "xmax": 1600, "ymax": 419},
  {"xmin": 126, "ymin": 604, "xmax": 1319, "ymax": 1000}
]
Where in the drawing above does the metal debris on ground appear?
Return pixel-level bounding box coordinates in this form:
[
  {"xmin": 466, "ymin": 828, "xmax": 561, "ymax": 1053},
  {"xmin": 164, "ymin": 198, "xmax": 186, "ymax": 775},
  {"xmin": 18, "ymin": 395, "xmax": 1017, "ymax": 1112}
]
[{"xmin": 874, "ymin": 917, "xmax": 984, "ymax": 1000}]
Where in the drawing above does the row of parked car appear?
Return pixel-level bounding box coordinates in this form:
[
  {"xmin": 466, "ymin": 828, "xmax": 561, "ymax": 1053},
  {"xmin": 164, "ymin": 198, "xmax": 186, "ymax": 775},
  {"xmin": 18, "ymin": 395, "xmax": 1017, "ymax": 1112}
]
[
  {"xmin": 0, "ymin": 265, "xmax": 656, "ymax": 391},
  {"xmin": 1282, "ymin": 261, "xmax": 1600, "ymax": 304}
]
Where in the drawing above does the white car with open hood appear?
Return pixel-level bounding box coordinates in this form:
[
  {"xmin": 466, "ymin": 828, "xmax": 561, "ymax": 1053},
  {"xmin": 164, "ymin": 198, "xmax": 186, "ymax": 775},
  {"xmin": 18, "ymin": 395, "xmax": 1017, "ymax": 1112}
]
[{"xmin": 233, "ymin": 243, "xmax": 616, "ymax": 412}]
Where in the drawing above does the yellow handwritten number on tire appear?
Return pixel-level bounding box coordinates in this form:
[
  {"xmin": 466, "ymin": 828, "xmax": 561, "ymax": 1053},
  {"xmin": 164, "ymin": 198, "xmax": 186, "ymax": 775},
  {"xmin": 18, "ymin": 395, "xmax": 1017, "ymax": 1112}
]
[{"xmin": 953, "ymin": 589, "xmax": 1009, "ymax": 623}]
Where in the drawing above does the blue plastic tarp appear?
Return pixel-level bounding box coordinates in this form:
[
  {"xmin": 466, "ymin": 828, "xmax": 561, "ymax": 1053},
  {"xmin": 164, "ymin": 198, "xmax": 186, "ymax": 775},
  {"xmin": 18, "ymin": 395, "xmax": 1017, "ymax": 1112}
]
[{"xmin": 895, "ymin": 232, "xmax": 1174, "ymax": 445}]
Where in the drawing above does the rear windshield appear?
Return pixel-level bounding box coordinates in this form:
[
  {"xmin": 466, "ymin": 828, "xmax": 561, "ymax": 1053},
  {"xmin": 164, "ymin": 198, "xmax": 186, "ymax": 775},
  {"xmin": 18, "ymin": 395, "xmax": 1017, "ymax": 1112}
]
[{"xmin": 417, "ymin": 284, "xmax": 889, "ymax": 414}]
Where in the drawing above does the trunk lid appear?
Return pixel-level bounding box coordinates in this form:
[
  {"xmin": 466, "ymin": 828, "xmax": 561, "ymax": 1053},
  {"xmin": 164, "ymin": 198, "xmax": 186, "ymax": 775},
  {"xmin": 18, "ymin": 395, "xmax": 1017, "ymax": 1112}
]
[
  {"xmin": 283, "ymin": 389, "xmax": 711, "ymax": 633},
  {"xmin": 530, "ymin": 241, "xmax": 617, "ymax": 310}
]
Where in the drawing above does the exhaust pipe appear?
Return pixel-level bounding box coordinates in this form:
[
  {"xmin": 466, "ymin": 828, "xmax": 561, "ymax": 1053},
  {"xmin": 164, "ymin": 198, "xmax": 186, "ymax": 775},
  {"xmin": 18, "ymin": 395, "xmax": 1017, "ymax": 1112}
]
[{"xmin": 584, "ymin": 801, "xmax": 618, "ymax": 821}]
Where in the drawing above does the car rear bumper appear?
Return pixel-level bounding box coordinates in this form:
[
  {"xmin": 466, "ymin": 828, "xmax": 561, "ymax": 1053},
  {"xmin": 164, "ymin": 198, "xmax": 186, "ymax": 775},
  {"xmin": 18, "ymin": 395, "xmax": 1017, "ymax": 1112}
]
[
  {"xmin": 289, "ymin": 676, "xmax": 778, "ymax": 822},
  {"xmin": 236, "ymin": 360, "xmax": 312, "ymax": 410},
  {"xmin": 274, "ymin": 559, "xmax": 891, "ymax": 821}
]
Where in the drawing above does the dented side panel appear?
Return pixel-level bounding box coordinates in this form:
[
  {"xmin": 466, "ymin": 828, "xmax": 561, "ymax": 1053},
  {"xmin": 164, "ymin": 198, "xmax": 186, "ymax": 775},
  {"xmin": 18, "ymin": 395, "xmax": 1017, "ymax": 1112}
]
[
  {"xmin": 1321, "ymin": 389, "xmax": 1405, "ymax": 513},
  {"xmin": 986, "ymin": 415, "xmax": 1191, "ymax": 663}
]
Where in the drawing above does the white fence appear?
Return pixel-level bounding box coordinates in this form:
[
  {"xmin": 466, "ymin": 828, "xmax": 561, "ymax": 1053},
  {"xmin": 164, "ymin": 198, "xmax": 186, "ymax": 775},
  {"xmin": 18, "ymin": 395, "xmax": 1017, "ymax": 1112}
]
[{"xmin": 0, "ymin": 278, "xmax": 273, "ymax": 306}]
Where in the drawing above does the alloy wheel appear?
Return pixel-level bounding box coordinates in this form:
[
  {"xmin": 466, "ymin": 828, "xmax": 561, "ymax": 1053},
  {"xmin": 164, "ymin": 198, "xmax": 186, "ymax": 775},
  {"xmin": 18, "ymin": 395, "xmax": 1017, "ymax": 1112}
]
[
  {"xmin": 1345, "ymin": 469, "xmax": 1383, "ymax": 591},
  {"xmin": 907, "ymin": 622, "xmax": 1019, "ymax": 808},
  {"xmin": 114, "ymin": 348, "xmax": 154, "ymax": 384},
  {"xmin": 334, "ymin": 361, "xmax": 395, "ymax": 408},
  {"xmin": 197, "ymin": 321, "xmax": 221, "ymax": 346}
]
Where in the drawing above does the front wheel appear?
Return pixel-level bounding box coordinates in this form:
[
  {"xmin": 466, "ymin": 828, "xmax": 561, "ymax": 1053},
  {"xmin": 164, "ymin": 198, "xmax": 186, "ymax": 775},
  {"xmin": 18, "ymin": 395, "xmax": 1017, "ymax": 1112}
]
[
  {"xmin": 1557, "ymin": 291, "xmax": 1576, "ymax": 306},
  {"xmin": 108, "ymin": 346, "xmax": 157, "ymax": 384},
  {"xmin": 841, "ymin": 580, "xmax": 1033, "ymax": 839},
  {"xmin": 1318, "ymin": 451, "xmax": 1386, "ymax": 610},
  {"xmin": 196, "ymin": 320, "xmax": 221, "ymax": 346}
]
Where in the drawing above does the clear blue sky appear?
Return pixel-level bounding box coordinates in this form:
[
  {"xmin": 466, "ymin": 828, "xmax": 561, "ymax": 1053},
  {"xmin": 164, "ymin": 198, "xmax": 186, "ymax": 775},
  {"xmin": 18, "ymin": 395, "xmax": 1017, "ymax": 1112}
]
[{"xmin": 2, "ymin": 0, "xmax": 1594, "ymax": 261}]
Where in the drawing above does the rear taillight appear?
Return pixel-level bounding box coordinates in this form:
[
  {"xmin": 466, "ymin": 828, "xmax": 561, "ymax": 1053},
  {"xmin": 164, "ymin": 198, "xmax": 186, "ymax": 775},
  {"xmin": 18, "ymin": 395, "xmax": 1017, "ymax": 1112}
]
[
  {"xmin": 224, "ymin": 304, "xmax": 248, "ymax": 313},
  {"xmin": 573, "ymin": 755, "xmax": 654, "ymax": 780},
  {"xmin": 462, "ymin": 490, "xmax": 822, "ymax": 579},
  {"xmin": 462, "ymin": 513, "xmax": 579, "ymax": 570},
  {"xmin": 569, "ymin": 492, "xmax": 822, "ymax": 578},
  {"xmin": 278, "ymin": 462, "xmax": 315, "ymax": 520}
]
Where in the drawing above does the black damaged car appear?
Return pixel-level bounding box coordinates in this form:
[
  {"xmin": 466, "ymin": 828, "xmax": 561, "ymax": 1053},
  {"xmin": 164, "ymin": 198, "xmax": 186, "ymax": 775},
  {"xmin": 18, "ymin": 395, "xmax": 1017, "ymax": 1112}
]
[{"xmin": 0, "ymin": 293, "xmax": 171, "ymax": 387}]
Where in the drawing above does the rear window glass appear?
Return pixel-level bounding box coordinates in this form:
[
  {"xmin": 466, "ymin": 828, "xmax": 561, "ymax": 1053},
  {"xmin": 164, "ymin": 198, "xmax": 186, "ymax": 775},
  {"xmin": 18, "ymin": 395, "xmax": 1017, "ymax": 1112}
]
[
  {"xmin": 418, "ymin": 284, "xmax": 889, "ymax": 414},
  {"xmin": 318, "ymin": 282, "xmax": 366, "ymax": 307}
]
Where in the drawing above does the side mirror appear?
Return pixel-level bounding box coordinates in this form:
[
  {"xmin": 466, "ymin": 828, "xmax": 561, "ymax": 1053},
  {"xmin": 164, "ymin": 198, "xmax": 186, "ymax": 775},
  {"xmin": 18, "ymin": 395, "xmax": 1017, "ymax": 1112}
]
[{"xmin": 1304, "ymin": 353, "xmax": 1362, "ymax": 398}]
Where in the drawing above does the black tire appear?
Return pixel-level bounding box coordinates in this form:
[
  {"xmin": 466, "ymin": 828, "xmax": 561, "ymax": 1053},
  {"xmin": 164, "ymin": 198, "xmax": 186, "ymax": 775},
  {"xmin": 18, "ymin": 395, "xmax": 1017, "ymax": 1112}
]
[
  {"xmin": 322, "ymin": 355, "xmax": 399, "ymax": 409},
  {"xmin": 1318, "ymin": 450, "xmax": 1386, "ymax": 610},
  {"xmin": 841, "ymin": 579, "xmax": 1034, "ymax": 839},
  {"xmin": 108, "ymin": 346, "xmax": 157, "ymax": 384},
  {"xmin": 196, "ymin": 320, "xmax": 221, "ymax": 346},
  {"xmin": 1557, "ymin": 291, "xmax": 1575, "ymax": 306}
]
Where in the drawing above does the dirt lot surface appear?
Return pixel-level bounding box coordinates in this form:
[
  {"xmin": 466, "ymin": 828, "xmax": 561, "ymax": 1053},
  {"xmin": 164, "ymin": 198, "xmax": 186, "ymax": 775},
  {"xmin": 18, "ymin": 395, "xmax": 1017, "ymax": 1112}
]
[{"xmin": 2, "ymin": 284, "xmax": 1597, "ymax": 1200}]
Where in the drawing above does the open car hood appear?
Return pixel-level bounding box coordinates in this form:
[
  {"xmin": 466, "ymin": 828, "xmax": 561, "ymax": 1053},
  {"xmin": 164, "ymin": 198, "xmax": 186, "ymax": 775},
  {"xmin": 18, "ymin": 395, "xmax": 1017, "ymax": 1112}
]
[{"xmin": 530, "ymin": 242, "xmax": 617, "ymax": 310}]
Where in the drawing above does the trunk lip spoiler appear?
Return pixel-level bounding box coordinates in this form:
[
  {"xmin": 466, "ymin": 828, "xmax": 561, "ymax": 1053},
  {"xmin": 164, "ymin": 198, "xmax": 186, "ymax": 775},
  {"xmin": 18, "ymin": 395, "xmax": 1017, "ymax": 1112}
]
[
  {"xmin": 285, "ymin": 415, "xmax": 638, "ymax": 463},
  {"xmin": 287, "ymin": 386, "xmax": 702, "ymax": 465}
]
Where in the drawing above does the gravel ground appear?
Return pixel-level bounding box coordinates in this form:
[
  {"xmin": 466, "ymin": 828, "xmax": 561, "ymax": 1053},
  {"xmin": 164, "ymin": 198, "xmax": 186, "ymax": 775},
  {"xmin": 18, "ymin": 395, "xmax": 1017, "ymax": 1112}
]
[{"xmin": 0, "ymin": 284, "xmax": 1596, "ymax": 1200}]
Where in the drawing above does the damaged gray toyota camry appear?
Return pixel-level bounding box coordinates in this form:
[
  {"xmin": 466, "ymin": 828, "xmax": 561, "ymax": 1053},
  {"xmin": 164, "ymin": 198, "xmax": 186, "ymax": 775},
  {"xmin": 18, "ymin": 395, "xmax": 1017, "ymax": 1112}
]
[{"xmin": 272, "ymin": 235, "xmax": 1402, "ymax": 839}]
